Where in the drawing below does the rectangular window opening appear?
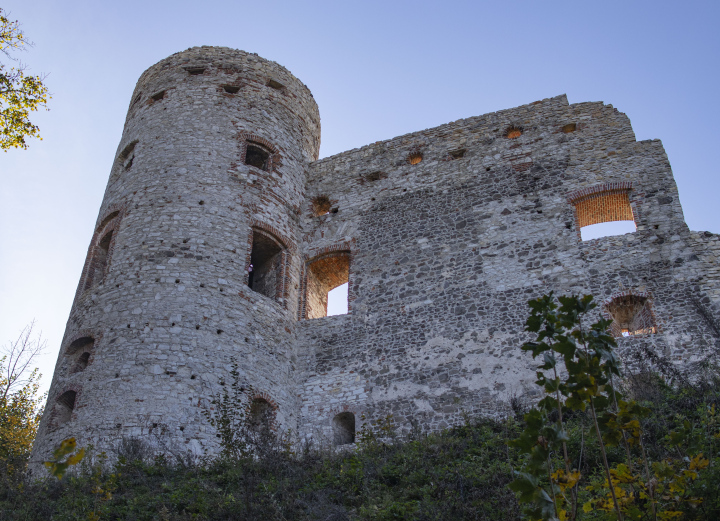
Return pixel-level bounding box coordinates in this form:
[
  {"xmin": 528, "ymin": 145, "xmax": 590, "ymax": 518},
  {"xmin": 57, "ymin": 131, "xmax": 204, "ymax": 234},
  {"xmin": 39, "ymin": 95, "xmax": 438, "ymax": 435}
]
[
  {"xmin": 245, "ymin": 143, "xmax": 270, "ymax": 171},
  {"xmin": 305, "ymin": 253, "xmax": 350, "ymax": 319},
  {"xmin": 574, "ymin": 191, "xmax": 635, "ymax": 241},
  {"xmin": 185, "ymin": 67, "xmax": 206, "ymax": 75},
  {"xmin": 222, "ymin": 84, "xmax": 241, "ymax": 94},
  {"xmin": 580, "ymin": 220, "xmax": 636, "ymax": 241},
  {"xmin": 151, "ymin": 90, "xmax": 166, "ymax": 102},
  {"xmin": 248, "ymin": 231, "xmax": 284, "ymax": 301}
]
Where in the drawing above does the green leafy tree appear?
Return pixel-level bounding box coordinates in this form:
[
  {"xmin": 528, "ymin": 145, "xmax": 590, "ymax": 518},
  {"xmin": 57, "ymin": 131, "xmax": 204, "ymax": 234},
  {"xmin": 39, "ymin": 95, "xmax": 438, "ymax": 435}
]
[
  {"xmin": 0, "ymin": 321, "xmax": 47, "ymax": 480},
  {"xmin": 509, "ymin": 294, "xmax": 713, "ymax": 521},
  {"xmin": 0, "ymin": 8, "xmax": 49, "ymax": 151}
]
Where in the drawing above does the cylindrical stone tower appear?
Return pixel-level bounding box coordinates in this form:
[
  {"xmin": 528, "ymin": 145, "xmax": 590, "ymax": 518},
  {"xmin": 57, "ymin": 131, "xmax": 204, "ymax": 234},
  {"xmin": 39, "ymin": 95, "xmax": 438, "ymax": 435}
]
[{"xmin": 32, "ymin": 47, "xmax": 321, "ymax": 461}]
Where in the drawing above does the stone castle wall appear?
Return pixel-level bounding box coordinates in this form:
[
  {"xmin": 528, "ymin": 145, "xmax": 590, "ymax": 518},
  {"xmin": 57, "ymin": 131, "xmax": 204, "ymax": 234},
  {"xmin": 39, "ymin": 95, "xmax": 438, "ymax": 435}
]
[{"xmin": 32, "ymin": 47, "xmax": 720, "ymax": 461}]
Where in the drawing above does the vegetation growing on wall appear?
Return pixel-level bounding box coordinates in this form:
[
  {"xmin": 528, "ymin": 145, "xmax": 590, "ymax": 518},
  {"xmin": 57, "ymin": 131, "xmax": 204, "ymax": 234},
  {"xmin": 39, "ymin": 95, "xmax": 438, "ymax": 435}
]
[{"xmin": 1, "ymin": 297, "xmax": 718, "ymax": 520}]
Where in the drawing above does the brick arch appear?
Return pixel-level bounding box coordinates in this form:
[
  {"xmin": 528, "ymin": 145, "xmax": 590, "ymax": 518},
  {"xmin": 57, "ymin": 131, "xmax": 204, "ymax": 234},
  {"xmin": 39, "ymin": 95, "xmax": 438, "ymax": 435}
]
[
  {"xmin": 329, "ymin": 405, "xmax": 361, "ymax": 446},
  {"xmin": 75, "ymin": 205, "xmax": 126, "ymax": 300},
  {"xmin": 63, "ymin": 329, "xmax": 103, "ymax": 355},
  {"xmin": 95, "ymin": 203, "xmax": 125, "ymax": 233},
  {"xmin": 63, "ymin": 330, "xmax": 101, "ymax": 375},
  {"xmin": 48, "ymin": 384, "xmax": 83, "ymax": 431},
  {"xmin": 602, "ymin": 289, "xmax": 659, "ymax": 337},
  {"xmin": 566, "ymin": 182, "xmax": 639, "ymax": 239},
  {"xmin": 300, "ymin": 241, "xmax": 355, "ymax": 320},
  {"xmin": 249, "ymin": 219, "xmax": 295, "ymax": 253},
  {"xmin": 249, "ymin": 391, "xmax": 279, "ymax": 410},
  {"xmin": 245, "ymin": 220, "xmax": 294, "ymax": 307},
  {"xmin": 247, "ymin": 392, "xmax": 279, "ymax": 432},
  {"xmin": 238, "ymin": 131, "xmax": 283, "ymax": 172}
]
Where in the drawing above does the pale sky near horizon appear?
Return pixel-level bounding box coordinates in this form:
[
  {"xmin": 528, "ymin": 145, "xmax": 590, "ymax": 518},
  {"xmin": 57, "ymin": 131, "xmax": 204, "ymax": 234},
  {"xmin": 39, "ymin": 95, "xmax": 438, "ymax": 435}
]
[{"xmin": 1, "ymin": 0, "xmax": 719, "ymax": 395}]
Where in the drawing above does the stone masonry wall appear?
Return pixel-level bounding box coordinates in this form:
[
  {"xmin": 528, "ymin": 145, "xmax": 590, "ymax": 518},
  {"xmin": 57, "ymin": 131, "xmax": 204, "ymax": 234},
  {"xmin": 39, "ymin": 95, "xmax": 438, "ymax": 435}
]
[
  {"xmin": 297, "ymin": 94, "xmax": 720, "ymax": 441},
  {"xmin": 32, "ymin": 48, "xmax": 719, "ymax": 462},
  {"xmin": 32, "ymin": 47, "xmax": 321, "ymax": 463}
]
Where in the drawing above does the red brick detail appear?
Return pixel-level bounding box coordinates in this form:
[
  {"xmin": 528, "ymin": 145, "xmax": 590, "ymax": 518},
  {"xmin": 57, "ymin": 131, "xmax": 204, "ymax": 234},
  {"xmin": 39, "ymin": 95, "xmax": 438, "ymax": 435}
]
[
  {"xmin": 250, "ymin": 392, "xmax": 278, "ymax": 411},
  {"xmin": 299, "ymin": 241, "xmax": 355, "ymax": 320},
  {"xmin": 63, "ymin": 329, "xmax": 102, "ymax": 354},
  {"xmin": 74, "ymin": 205, "xmax": 126, "ymax": 301},
  {"xmin": 249, "ymin": 219, "xmax": 295, "ymax": 254},
  {"xmin": 47, "ymin": 384, "xmax": 84, "ymax": 431},
  {"xmin": 237, "ymin": 131, "xmax": 283, "ymax": 173},
  {"xmin": 566, "ymin": 183, "xmax": 636, "ymax": 239},
  {"xmin": 566, "ymin": 182, "xmax": 633, "ymax": 204},
  {"xmin": 601, "ymin": 289, "xmax": 659, "ymax": 337},
  {"xmin": 245, "ymin": 220, "xmax": 295, "ymax": 309}
]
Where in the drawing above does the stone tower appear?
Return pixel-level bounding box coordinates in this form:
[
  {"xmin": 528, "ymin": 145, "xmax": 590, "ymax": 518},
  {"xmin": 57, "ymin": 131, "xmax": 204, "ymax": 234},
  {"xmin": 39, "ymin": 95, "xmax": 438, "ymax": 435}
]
[
  {"xmin": 32, "ymin": 47, "xmax": 321, "ymax": 459},
  {"xmin": 33, "ymin": 46, "xmax": 720, "ymax": 463}
]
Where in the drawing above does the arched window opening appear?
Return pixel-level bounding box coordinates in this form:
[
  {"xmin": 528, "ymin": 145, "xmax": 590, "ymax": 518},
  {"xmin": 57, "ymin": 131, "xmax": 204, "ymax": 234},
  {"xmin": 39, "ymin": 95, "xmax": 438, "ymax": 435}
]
[
  {"xmin": 94, "ymin": 230, "xmax": 114, "ymax": 284},
  {"xmin": 249, "ymin": 398, "xmax": 274, "ymax": 433},
  {"xmin": 333, "ymin": 412, "xmax": 355, "ymax": 446},
  {"xmin": 67, "ymin": 336, "xmax": 95, "ymax": 373},
  {"xmin": 245, "ymin": 142, "xmax": 270, "ymax": 171},
  {"xmin": 304, "ymin": 252, "xmax": 350, "ymax": 319},
  {"xmin": 55, "ymin": 391, "xmax": 77, "ymax": 426},
  {"xmin": 67, "ymin": 336, "xmax": 94, "ymax": 354},
  {"xmin": 82, "ymin": 229, "xmax": 114, "ymax": 292},
  {"xmin": 605, "ymin": 294, "xmax": 657, "ymax": 337},
  {"xmin": 248, "ymin": 229, "xmax": 285, "ymax": 301},
  {"xmin": 97, "ymin": 211, "xmax": 119, "ymax": 232},
  {"xmin": 570, "ymin": 187, "xmax": 636, "ymax": 241}
]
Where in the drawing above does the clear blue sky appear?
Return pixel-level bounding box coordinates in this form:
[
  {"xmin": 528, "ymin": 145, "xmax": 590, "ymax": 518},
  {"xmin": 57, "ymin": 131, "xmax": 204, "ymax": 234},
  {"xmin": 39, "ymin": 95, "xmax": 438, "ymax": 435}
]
[{"xmin": 2, "ymin": 0, "xmax": 718, "ymax": 394}]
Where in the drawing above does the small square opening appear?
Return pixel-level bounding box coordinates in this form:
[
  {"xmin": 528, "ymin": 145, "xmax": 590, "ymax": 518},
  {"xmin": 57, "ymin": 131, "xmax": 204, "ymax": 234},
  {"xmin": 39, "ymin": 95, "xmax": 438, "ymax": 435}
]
[
  {"xmin": 267, "ymin": 79, "xmax": 284, "ymax": 90},
  {"xmin": 151, "ymin": 90, "xmax": 166, "ymax": 102}
]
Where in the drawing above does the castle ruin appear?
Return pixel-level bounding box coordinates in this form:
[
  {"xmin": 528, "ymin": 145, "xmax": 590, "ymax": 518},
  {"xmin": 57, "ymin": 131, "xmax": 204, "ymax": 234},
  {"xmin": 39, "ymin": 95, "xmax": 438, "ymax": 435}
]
[{"xmin": 32, "ymin": 47, "xmax": 720, "ymax": 461}]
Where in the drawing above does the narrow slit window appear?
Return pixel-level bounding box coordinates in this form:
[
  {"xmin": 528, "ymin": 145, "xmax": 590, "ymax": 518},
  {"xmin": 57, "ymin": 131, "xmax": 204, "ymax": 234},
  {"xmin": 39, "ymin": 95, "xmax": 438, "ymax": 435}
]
[
  {"xmin": 118, "ymin": 141, "xmax": 137, "ymax": 170},
  {"xmin": 94, "ymin": 230, "xmax": 113, "ymax": 283},
  {"xmin": 245, "ymin": 143, "xmax": 271, "ymax": 171},
  {"xmin": 55, "ymin": 391, "xmax": 77, "ymax": 426},
  {"xmin": 83, "ymin": 230, "xmax": 114, "ymax": 291},
  {"xmin": 605, "ymin": 294, "xmax": 657, "ymax": 337},
  {"xmin": 333, "ymin": 412, "xmax": 355, "ymax": 446},
  {"xmin": 185, "ymin": 67, "xmax": 206, "ymax": 75},
  {"xmin": 573, "ymin": 190, "xmax": 636, "ymax": 241},
  {"xmin": 248, "ymin": 230, "xmax": 285, "ymax": 301},
  {"xmin": 304, "ymin": 252, "xmax": 350, "ymax": 319}
]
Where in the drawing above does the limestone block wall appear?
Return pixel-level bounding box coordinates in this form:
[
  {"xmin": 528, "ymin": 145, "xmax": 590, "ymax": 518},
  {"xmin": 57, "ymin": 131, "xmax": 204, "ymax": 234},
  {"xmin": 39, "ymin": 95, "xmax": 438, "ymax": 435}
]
[
  {"xmin": 297, "ymin": 94, "xmax": 719, "ymax": 440},
  {"xmin": 32, "ymin": 47, "xmax": 719, "ymax": 461},
  {"xmin": 32, "ymin": 47, "xmax": 321, "ymax": 463}
]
